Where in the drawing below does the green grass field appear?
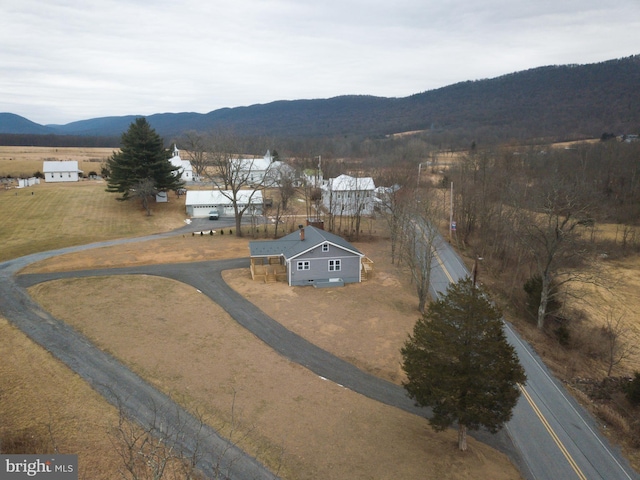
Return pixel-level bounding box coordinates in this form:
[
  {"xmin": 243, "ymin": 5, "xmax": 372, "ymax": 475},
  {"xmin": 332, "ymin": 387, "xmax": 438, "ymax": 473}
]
[{"xmin": 0, "ymin": 181, "xmax": 187, "ymax": 262}]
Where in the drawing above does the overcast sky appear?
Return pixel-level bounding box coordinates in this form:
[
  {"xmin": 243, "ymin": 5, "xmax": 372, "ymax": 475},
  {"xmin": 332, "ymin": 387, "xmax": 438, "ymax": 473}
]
[{"xmin": 2, "ymin": 0, "xmax": 639, "ymax": 125}]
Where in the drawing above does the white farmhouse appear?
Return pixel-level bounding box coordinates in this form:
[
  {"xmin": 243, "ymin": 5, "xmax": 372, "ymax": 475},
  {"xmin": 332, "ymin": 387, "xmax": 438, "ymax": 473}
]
[
  {"xmin": 169, "ymin": 145, "xmax": 194, "ymax": 182},
  {"xmin": 322, "ymin": 174, "xmax": 376, "ymax": 216},
  {"xmin": 233, "ymin": 150, "xmax": 275, "ymax": 186},
  {"xmin": 185, "ymin": 189, "xmax": 263, "ymax": 218},
  {"xmin": 43, "ymin": 161, "xmax": 82, "ymax": 182}
]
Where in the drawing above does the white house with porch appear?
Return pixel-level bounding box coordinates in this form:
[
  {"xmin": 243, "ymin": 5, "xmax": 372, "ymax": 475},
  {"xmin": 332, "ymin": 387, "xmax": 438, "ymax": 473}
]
[{"xmin": 43, "ymin": 161, "xmax": 82, "ymax": 182}]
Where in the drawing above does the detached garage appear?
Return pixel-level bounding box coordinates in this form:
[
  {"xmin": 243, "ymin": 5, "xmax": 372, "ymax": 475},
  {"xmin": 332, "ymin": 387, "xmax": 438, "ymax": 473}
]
[
  {"xmin": 43, "ymin": 161, "xmax": 82, "ymax": 182},
  {"xmin": 185, "ymin": 190, "xmax": 263, "ymax": 218}
]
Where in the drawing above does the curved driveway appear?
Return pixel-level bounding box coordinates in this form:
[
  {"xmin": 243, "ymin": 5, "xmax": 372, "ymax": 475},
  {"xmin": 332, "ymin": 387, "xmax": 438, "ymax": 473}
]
[{"xmin": 1, "ymin": 229, "xmax": 524, "ymax": 479}]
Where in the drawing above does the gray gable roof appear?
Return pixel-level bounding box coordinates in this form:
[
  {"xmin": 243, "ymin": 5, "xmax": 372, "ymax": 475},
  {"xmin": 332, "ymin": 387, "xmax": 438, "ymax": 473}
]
[{"xmin": 249, "ymin": 226, "xmax": 363, "ymax": 259}]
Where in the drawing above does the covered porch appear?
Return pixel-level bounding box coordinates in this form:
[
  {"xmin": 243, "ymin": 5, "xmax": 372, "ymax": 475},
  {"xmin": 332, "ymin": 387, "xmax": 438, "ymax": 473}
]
[{"xmin": 250, "ymin": 256, "xmax": 287, "ymax": 283}]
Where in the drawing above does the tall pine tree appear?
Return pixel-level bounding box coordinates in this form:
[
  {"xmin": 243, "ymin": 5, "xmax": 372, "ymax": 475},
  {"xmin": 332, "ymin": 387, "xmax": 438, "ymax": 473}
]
[
  {"xmin": 401, "ymin": 277, "xmax": 526, "ymax": 451},
  {"xmin": 106, "ymin": 118, "xmax": 183, "ymax": 203}
]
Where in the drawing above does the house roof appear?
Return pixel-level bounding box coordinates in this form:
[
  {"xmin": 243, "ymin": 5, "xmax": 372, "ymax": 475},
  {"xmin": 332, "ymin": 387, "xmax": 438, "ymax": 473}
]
[
  {"xmin": 231, "ymin": 151, "xmax": 273, "ymax": 172},
  {"xmin": 325, "ymin": 174, "xmax": 375, "ymax": 191},
  {"xmin": 249, "ymin": 226, "xmax": 363, "ymax": 259},
  {"xmin": 43, "ymin": 161, "xmax": 81, "ymax": 173},
  {"xmin": 185, "ymin": 189, "xmax": 262, "ymax": 206}
]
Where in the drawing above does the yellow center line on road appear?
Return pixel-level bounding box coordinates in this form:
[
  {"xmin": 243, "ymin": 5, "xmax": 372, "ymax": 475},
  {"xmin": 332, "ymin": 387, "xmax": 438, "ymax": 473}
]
[
  {"xmin": 434, "ymin": 251, "xmax": 587, "ymax": 480},
  {"xmin": 433, "ymin": 249, "xmax": 454, "ymax": 283},
  {"xmin": 518, "ymin": 384, "xmax": 587, "ymax": 480}
]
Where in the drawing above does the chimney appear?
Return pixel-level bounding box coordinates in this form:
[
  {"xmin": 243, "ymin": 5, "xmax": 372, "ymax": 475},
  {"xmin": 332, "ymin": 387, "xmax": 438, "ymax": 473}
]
[{"xmin": 298, "ymin": 224, "xmax": 305, "ymax": 241}]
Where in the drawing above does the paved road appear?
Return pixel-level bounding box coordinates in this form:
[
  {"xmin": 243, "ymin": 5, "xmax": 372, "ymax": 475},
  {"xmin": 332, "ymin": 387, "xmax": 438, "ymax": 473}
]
[{"xmin": 429, "ymin": 233, "xmax": 639, "ymax": 480}]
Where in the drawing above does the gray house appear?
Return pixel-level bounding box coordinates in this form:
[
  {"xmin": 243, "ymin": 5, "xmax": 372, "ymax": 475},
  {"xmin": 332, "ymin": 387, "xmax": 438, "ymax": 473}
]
[{"xmin": 249, "ymin": 226, "xmax": 371, "ymax": 287}]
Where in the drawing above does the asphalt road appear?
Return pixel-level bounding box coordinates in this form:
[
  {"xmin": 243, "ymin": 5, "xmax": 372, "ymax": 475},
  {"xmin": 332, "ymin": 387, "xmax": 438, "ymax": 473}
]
[{"xmin": 429, "ymin": 233, "xmax": 639, "ymax": 480}]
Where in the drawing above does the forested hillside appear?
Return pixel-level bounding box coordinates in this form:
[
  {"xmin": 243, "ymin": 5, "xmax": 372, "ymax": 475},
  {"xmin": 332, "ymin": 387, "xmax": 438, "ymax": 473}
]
[{"xmin": 1, "ymin": 55, "xmax": 638, "ymax": 146}]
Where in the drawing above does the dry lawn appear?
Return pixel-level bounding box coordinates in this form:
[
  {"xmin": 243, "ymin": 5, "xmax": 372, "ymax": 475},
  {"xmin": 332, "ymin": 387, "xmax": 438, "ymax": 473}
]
[
  {"xmin": 0, "ymin": 316, "xmax": 121, "ymax": 479},
  {"xmin": 22, "ymin": 235, "xmax": 522, "ymax": 480},
  {"xmin": 0, "ymin": 181, "xmax": 186, "ymax": 262},
  {"xmin": 0, "ymin": 146, "xmax": 115, "ymax": 178}
]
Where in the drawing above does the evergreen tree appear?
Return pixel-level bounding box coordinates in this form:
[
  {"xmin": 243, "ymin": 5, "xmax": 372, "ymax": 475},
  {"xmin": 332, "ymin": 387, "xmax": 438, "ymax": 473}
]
[
  {"xmin": 106, "ymin": 118, "xmax": 183, "ymax": 202},
  {"xmin": 401, "ymin": 277, "xmax": 526, "ymax": 451}
]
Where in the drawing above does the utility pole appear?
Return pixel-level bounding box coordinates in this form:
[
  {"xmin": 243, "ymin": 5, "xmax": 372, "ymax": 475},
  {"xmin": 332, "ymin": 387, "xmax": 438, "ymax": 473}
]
[
  {"xmin": 449, "ymin": 181, "xmax": 454, "ymax": 242},
  {"xmin": 472, "ymin": 256, "xmax": 483, "ymax": 287}
]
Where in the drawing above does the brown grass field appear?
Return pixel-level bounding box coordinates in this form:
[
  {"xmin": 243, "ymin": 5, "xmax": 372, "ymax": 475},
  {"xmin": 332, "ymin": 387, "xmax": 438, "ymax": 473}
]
[
  {"xmin": 1, "ymin": 147, "xmax": 639, "ymax": 477},
  {"xmin": 0, "ymin": 146, "xmax": 114, "ymax": 178}
]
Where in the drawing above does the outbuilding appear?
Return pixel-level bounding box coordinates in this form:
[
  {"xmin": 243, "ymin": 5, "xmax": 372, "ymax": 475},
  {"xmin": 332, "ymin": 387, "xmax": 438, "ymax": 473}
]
[
  {"xmin": 43, "ymin": 161, "xmax": 82, "ymax": 182},
  {"xmin": 185, "ymin": 189, "xmax": 263, "ymax": 218}
]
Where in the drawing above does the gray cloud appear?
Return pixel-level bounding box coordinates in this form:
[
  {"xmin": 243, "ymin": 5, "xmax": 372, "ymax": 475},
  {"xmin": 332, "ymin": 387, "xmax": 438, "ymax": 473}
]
[{"xmin": 1, "ymin": 0, "xmax": 638, "ymax": 124}]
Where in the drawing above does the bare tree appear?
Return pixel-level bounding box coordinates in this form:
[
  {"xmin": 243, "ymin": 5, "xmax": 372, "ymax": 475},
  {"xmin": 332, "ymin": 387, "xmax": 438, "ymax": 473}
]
[
  {"xmin": 374, "ymin": 167, "xmax": 414, "ymax": 265},
  {"xmin": 401, "ymin": 196, "xmax": 441, "ymax": 313},
  {"xmin": 131, "ymin": 178, "xmax": 158, "ymax": 217},
  {"xmin": 205, "ymin": 135, "xmax": 275, "ymax": 237},
  {"xmin": 517, "ymin": 185, "xmax": 596, "ymax": 329},
  {"xmin": 601, "ymin": 307, "xmax": 635, "ymax": 377},
  {"xmin": 110, "ymin": 402, "xmax": 198, "ymax": 480},
  {"xmin": 322, "ymin": 173, "xmax": 374, "ymax": 240},
  {"xmin": 263, "ymin": 165, "xmax": 297, "ymax": 239},
  {"xmin": 180, "ymin": 131, "xmax": 210, "ymax": 181},
  {"xmin": 108, "ymin": 391, "xmax": 279, "ymax": 480},
  {"xmin": 271, "ymin": 161, "xmax": 297, "ymax": 212}
]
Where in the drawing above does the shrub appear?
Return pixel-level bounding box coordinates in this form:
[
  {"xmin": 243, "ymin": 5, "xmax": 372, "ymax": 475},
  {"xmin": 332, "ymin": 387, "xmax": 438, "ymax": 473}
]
[
  {"xmin": 554, "ymin": 324, "xmax": 570, "ymax": 346},
  {"xmin": 625, "ymin": 371, "xmax": 640, "ymax": 406}
]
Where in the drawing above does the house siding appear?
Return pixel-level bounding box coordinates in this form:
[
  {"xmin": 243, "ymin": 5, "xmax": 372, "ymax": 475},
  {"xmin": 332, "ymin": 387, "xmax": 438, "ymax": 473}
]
[
  {"xmin": 43, "ymin": 161, "xmax": 81, "ymax": 183},
  {"xmin": 45, "ymin": 170, "xmax": 80, "ymax": 182},
  {"xmin": 288, "ymin": 245, "xmax": 360, "ymax": 286}
]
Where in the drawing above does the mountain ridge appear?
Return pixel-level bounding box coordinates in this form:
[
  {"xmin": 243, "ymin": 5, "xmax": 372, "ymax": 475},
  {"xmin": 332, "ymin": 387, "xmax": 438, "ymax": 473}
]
[{"xmin": 2, "ymin": 55, "xmax": 639, "ymax": 142}]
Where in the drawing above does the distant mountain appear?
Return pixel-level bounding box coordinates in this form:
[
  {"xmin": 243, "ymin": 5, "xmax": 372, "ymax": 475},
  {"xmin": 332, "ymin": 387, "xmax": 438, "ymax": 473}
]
[
  {"xmin": 2, "ymin": 55, "xmax": 639, "ymax": 143},
  {"xmin": 0, "ymin": 113, "xmax": 56, "ymax": 135}
]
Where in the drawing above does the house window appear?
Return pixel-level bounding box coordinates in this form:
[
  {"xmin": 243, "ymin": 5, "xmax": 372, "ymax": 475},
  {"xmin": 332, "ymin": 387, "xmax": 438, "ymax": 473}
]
[
  {"xmin": 322, "ymin": 244, "xmax": 329, "ymax": 252},
  {"xmin": 329, "ymin": 259, "xmax": 341, "ymax": 271},
  {"xmin": 297, "ymin": 261, "xmax": 310, "ymax": 270},
  {"xmin": 59, "ymin": 174, "xmax": 63, "ymax": 178}
]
